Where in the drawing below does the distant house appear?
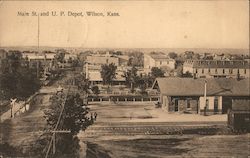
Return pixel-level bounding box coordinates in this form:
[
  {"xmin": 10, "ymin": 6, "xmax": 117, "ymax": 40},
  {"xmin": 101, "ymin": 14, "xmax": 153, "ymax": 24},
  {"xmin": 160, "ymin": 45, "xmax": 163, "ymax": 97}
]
[
  {"xmin": 144, "ymin": 54, "xmax": 176, "ymax": 74},
  {"xmin": 152, "ymin": 78, "xmax": 249, "ymax": 115},
  {"xmin": 22, "ymin": 52, "xmax": 54, "ymax": 68},
  {"xmin": 183, "ymin": 60, "xmax": 249, "ymax": 78}
]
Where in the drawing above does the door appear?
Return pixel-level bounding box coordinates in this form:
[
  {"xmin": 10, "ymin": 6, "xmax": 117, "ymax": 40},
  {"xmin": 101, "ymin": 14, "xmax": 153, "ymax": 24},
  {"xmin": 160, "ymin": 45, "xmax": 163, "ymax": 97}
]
[
  {"xmin": 174, "ymin": 99, "xmax": 179, "ymax": 112},
  {"xmin": 222, "ymin": 97, "xmax": 232, "ymax": 114},
  {"xmin": 214, "ymin": 97, "xmax": 219, "ymax": 114}
]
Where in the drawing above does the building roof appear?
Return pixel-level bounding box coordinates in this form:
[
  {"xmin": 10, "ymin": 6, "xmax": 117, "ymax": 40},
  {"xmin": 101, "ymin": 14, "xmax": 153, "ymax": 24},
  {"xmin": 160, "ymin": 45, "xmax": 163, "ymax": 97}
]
[
  {"xmin": 184, "ymin": 60, "xmax": 249, "ymax": 69},
  {"xmin": 86, "ymin": 55, "xmax": 119, "ymax": 65},
  {"xmin": 148, "ymin": 54, "xmax": 174, "ymax": 61},
  {"xmin": 153, "ymin": 77, "xmax": 249, "ymax": 97}
]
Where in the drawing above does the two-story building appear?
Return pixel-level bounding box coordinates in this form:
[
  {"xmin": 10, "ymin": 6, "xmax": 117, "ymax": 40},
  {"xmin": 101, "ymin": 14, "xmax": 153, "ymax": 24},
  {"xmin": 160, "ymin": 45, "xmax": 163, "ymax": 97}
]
[
  {"xmin": 152, "ymin": 78, "xmax": 249, "ymax": 115},
  {"xmin": 144, "ymin": 54, "xmax": 176, "ymax": 74},
  {"xmin": 83, "ymin": 52, "xmax": 128, "ymax": 85},
  {"xmin": 183, "ymin": 60, "xmax": 249, "ymax": 78}
]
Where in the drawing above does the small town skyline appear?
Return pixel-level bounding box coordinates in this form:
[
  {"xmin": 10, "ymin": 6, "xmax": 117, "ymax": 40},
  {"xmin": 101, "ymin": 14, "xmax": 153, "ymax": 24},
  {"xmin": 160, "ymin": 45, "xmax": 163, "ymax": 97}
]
[{"xmin": 0, "ymin": 46, "xmax": 249, "ymax": 55}]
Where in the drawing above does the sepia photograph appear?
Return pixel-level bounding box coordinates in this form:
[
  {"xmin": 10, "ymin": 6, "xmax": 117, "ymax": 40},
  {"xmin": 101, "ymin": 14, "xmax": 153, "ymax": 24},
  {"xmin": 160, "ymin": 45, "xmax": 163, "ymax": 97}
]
[{"xmin": 0, "ymin": 0, "xmax": 249, "ymax": 157}]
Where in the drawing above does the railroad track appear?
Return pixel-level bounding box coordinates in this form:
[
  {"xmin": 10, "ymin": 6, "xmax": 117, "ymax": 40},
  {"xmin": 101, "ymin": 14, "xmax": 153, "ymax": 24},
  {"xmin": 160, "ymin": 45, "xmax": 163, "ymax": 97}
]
[{"xmin": 82, "ymin": 122, "xmax": 232, "ymax": 137}]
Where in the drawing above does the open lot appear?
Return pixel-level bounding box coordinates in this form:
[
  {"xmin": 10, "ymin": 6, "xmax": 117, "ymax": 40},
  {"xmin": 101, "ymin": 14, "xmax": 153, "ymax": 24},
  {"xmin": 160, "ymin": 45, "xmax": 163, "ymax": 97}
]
[
  {"xmin": 87, "ymin": 102, "xmax": 227, "ymax": 123},
  {"xmin": 79, "ymin": 102, "xmax": 249, "ymax": 158}
]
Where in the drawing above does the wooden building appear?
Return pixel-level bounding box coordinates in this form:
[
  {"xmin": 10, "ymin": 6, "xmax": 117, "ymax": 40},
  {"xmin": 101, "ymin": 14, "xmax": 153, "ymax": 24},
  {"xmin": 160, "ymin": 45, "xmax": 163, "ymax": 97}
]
[
  {"xmin": 228, "ymin": 98, "xmax": 250, "ymax": 131},
  {"xmin": 152, "ymin": 78, "xmax": 249, "ymax": 115},
  {"xmin": 183, "ymin": 60, "xmax": 249, "ymax": 79}
]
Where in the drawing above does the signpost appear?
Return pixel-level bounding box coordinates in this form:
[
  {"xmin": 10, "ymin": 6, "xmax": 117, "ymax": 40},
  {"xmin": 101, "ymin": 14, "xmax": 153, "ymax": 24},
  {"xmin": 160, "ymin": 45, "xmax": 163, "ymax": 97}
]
[{"xmin": 10, "ymin": 98, "xmax": 17, "ymax": 118}]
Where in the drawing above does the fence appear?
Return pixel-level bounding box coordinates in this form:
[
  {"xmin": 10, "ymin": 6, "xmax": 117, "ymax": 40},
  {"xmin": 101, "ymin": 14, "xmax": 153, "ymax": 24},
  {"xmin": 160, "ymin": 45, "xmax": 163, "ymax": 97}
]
[
  {"xmin": 13, "ymin": 92, "xmax": 39, "ymax": 117},
  {"xmin": 88, "ymin": 95, "xmax": 160, "ymax": 103}
]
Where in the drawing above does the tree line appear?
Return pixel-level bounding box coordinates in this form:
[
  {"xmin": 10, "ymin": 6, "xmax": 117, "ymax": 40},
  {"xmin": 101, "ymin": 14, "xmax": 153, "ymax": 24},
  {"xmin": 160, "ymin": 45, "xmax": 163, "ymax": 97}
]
[{"xmin": 0, "ymin": 51, "xmax": 40, "ymax": 100}]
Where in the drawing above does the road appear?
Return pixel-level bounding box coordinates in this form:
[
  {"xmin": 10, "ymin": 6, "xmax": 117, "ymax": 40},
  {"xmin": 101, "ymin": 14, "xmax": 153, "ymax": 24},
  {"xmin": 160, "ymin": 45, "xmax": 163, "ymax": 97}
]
[{"xmin": 0, "ymin": 70, "xmax": 74, "ymax": 153}]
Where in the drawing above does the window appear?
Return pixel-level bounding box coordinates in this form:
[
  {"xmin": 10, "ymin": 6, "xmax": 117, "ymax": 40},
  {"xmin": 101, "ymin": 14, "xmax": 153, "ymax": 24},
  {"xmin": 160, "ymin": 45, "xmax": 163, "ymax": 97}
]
[
  {"xmin": 229, "ymin": 69, "xmax": 233, "ymax": 74},
  {"xmin": 205, "ymin": 99, "xmax": 209, "ymax": 108},
  {"xmin": 222, "ymin": 69, "xmax": 225, "ymax": 74},
  {"xmin": 244, "ymin": 69, "xmax": 246, "ymax": 74},
  {"xmin": 202, "ymin": 69, "xmax": 204, "ymax": 74},
  {"xmin": 208, "ymin": 68, "xmax": 211, "ymax": 73},
  {"xmin": 237, "ymin": 69, "xmax": 240, "ymax": 73},
  {"xmin": 195, "ymin": 69, "xmax": 198, "ymax": 73},
  {"xmin": 215, "ymin": 69, "xmax": 218, "ymax": 74}
]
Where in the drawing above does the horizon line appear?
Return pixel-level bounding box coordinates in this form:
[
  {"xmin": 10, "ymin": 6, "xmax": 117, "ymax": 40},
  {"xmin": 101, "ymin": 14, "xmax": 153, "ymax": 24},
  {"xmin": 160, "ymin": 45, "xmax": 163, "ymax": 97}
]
[{"xmin": 0, "ymin": 46, "xmax": 249, "ymax": 50}]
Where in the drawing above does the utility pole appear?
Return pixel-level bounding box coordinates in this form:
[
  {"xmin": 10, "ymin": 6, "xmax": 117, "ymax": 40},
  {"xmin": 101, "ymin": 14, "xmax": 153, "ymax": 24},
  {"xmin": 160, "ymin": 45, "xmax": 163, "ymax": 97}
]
[
  {"xmin": 204, "ymin": 80, "xmax": 207, "ymax": 116},
  {"xmin": 37, "ymin": 14, "xmax": 40, "ymax": 78},
  {"xmin": 45, "ymin": 88, "xmax": 71, "ymax": 158}
]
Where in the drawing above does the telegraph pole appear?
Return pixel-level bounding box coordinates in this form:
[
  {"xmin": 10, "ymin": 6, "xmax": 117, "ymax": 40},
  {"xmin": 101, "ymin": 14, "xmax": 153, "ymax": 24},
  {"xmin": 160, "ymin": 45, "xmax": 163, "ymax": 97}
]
[
  {"xmin": 37, "ymin": 14, "xmax": 40, "ymax": 78},
  {"xmin": 204, "ymin": 80, "xmax": 207, "ymax": 116},
  {"xmin": 45, "ymin": 88, "xmax": 71, "ymax": 158}
]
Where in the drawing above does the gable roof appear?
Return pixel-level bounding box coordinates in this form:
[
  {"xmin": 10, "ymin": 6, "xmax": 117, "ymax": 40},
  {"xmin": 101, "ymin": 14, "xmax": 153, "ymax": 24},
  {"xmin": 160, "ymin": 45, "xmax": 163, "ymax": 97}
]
[{"xmin": 153, "ymin": 77, "xmax": 249, "ymax": 97}]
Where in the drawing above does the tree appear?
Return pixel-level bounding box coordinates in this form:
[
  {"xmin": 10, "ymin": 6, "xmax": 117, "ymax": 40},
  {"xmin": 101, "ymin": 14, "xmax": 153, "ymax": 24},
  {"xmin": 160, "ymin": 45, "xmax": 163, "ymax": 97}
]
[
  {"xmin": 92, "ymin": 86, "xmax": 100, "ymax": 96},
  {"xmin": 41, "ymin": 93, "xmax": 93, "ymax": 157},
  {"xmin": 1, "ymin": 51, "xmax": 22, "ymax": 73},
  {"xmin": 127, "ymin": 52, "xmax": 144, "ymax": 67},
  {"xmin": 168, "ymin": 52, "xmax": 178, "ymax": 59},
  {"xmin": 184, "ymin": 51, "xmax": 194, "ymax": 59},
  {"xmin": 136, "ymin": 75, "xmax": 149, "ymax": 95},
  {"xmin": 0, "ymin": 52, "xmax": 40, "ymax": 100},
  {"xmin": 151, "ymin": 67, "xmax": 165, "ymax": 79},
  {"xmin": 55, "ymin": 49, "xmax": 66, "ymax": 63},
  {"xmin": 123, "ymin": 66, "xmax": 139, "ymax": 92},
  {"xmin": 100, "ymin": 63, "xmax": 117, "ymax": 85},
  {"xmin": 175, "ymin": 65, "xmax": 183, "ymax": 77},
  {"xmin": 74, "ymin": 74, "xmax": 90, "ymax": 93}
]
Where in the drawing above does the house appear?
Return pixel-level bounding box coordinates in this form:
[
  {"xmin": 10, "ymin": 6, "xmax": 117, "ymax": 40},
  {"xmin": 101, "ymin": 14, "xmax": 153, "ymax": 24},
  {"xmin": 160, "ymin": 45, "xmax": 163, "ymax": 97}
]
[
  {"xmin": 85, "ymin": 65, "xmax": 126, "ymax": 85},
  {"xmin": 23, "ymin": 52, "xmax": 51, "ymax": 68},
  {"xmin": 144, "ymin": 54, "xmax": 176, "ymax": 74},
  {"xmin": 152, "ymin": 78, "xmax": 249, "ymax": 115},
  {"xmin": 183, "ymin": 60, "xmax": 249, "ymax": 78}
]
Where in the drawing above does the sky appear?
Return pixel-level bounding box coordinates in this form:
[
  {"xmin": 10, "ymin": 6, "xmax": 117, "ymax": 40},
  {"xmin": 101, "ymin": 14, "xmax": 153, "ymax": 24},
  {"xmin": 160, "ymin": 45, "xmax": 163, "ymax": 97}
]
[{"xmin": 0, "ymin": 1, "xmax": 249, "ymax": 49}]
